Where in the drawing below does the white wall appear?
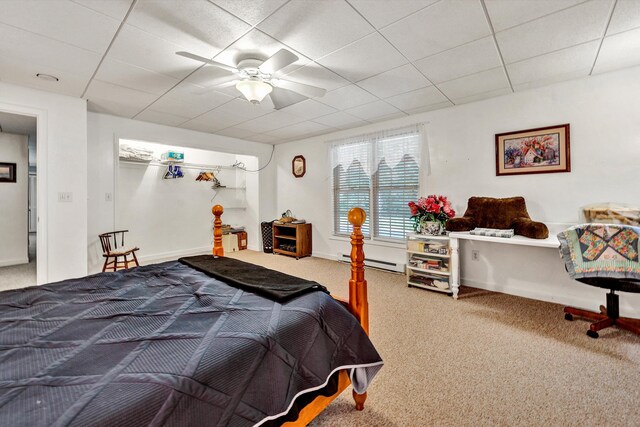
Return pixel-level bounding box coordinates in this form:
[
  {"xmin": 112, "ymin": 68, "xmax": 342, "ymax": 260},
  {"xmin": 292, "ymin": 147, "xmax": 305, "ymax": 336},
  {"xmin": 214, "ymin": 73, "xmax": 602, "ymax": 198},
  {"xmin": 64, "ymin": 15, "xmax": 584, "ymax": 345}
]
[
  {"xmin": 87, "ymin": 113, "xmax": 276, "ymax": 273},
  {"xmin": 115, "ymin": 139, "xmax": 257, "ymax": 264},
  {"xmin": 0, "ymin": 132, "xmax": 28, "ymax": 267},
  {"xmin": 274, "ymin": 66, "xmax": 640, "ymax": 316},
  {"xmin": 0, "ymin": 82, "xmax": 88, "ymax": 284}
]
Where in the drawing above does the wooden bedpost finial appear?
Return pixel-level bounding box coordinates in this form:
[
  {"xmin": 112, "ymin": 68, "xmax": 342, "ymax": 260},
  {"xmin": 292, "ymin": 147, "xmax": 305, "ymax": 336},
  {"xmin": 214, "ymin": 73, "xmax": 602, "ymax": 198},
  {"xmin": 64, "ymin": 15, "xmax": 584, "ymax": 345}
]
[
  {"xmin": 347, "ymin": 207, "xmax": 368, "ymax": 335},
  {"xmin": 348, "ymin": 207, "xmax": 365, "ymax": 227},
  {"xmin": 212, "ymin": 204, "xmax": 224, "ymax": 216},
  {"xmin": 212, "ymin": 205, "xmax": 224, "ymax": 257}
]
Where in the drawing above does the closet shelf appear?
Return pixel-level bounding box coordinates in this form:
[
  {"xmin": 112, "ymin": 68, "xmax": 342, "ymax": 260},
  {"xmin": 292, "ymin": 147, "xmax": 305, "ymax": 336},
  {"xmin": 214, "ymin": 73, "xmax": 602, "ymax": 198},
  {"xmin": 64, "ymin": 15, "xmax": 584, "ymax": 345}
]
[{"xmin": 119, "ymin": 159, "xmax": 240, "ymax": 171}]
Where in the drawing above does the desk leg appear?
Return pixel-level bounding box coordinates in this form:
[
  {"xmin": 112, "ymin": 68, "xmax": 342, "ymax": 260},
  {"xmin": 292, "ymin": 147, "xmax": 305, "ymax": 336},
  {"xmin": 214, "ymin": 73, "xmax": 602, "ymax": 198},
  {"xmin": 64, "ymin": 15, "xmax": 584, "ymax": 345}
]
[{"xmin": 450, "ymin": 237, "xmax": 460, "ymax": 300}]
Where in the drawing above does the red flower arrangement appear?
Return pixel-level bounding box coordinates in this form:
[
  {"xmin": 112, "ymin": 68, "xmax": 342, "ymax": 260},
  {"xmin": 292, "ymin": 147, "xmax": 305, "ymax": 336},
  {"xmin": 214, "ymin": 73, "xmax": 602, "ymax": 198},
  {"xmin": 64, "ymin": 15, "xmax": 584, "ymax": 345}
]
[{"xmin": 408, "ymin": 195, "xmax": 456, "ymax": 232}]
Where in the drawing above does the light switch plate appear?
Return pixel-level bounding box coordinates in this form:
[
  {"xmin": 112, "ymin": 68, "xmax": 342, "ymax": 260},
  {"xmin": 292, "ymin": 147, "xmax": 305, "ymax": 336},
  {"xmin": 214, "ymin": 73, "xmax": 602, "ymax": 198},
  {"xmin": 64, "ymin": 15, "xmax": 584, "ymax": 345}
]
[{"xmin": 58, "ymin": 192, "xmax": 73, "ymax": 202}]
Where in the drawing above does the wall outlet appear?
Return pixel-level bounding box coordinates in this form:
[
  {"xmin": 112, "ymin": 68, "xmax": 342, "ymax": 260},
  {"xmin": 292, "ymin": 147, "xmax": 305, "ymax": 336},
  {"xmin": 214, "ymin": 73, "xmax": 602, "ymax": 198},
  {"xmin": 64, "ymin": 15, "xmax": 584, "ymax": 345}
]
[
  {"xmin": 105, "ymin": 192, "xmax": 112, "ymax": 202},
  {"xmin": 58, "ymin": 192, "xmax": 73, "ymax": 202},
  {"xmin": 471, "ymin": 250, "xmax": 480, "ymax": 261}
]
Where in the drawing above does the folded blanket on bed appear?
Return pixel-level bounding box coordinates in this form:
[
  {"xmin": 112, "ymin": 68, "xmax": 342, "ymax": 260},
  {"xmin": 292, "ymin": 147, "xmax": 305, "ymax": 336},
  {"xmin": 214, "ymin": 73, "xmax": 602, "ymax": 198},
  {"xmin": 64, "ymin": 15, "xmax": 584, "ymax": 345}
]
[{"xmin": 179, "ymin": 255, "xmax": 328, "ymax": 302}]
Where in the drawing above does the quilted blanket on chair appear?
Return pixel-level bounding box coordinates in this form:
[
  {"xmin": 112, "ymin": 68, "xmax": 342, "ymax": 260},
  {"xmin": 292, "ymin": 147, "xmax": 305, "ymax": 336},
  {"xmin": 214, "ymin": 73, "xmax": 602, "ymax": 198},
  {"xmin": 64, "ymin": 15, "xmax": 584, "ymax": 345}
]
[{"xmin": 558, "ymin": 224, "xmax": 640, "ymax": 280}]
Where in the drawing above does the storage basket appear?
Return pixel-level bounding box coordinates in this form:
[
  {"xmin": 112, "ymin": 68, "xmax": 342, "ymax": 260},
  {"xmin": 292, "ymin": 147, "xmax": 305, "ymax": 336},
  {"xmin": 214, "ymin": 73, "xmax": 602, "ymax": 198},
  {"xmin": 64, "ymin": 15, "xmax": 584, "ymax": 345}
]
[{"xmin": 261, "ymin": 221, "xmax": 274, "ymax": 253}]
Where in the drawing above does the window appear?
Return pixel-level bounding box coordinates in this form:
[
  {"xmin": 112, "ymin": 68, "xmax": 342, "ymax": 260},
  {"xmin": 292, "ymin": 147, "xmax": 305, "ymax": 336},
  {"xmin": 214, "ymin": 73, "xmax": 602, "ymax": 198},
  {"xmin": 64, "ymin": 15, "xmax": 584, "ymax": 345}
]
[{"xmin": 330, "ymin": 124, "xmax": 424, "ymax": 241}]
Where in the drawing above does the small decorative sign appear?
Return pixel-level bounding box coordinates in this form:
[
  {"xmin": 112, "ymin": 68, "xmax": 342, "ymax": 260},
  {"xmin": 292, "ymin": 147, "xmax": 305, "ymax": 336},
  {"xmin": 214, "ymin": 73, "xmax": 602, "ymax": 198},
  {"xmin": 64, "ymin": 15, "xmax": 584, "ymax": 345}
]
[
  {"xmin": 0, "ymin": 163, "xmax": 16, "ymax": 183},
  {"xmin": 495, "ymin": 124, "xmax": 570, "ymax": 176}
]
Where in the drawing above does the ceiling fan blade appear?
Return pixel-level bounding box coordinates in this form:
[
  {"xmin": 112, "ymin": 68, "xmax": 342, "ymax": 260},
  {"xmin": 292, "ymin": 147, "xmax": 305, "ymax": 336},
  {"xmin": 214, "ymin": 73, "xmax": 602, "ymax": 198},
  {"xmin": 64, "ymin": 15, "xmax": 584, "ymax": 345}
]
[
  {"xmin": 274, "ymin": 79, "xmax": 326, "ymax": 98},
  {"xmin": 176, "ymin": 51, "xmax": 238, "ymax": 73},
  {"xmin": 259, "ymin": 49, "xmax": 299, "ymax": 74},
  {"xmin": 269, "ymin": 87, "xmax": 308, "ymax": 110}
]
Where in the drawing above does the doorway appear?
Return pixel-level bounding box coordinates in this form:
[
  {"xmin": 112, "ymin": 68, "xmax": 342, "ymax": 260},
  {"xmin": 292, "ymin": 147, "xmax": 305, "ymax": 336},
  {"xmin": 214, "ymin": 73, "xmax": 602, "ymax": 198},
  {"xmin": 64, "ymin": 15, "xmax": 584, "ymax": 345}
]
[{"xmin": 0, "ymin": 111, "xmax": 37, "ymax": 290}]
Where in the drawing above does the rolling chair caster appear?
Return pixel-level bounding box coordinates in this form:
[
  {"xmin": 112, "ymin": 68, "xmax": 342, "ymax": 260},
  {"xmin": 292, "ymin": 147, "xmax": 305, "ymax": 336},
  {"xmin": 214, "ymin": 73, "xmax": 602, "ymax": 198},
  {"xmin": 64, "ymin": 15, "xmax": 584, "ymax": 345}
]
[{"xmin": 586, "ymin": 330, "xmax": 599, "ymax": 339}]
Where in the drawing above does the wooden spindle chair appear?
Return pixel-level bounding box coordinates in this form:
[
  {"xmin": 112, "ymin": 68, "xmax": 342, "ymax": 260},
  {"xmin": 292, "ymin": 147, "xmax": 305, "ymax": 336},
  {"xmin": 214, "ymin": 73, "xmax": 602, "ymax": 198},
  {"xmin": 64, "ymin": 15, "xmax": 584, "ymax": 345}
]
[{"xmin": 98, "ymin": 230, "xmax": 140, "ymax": 272}]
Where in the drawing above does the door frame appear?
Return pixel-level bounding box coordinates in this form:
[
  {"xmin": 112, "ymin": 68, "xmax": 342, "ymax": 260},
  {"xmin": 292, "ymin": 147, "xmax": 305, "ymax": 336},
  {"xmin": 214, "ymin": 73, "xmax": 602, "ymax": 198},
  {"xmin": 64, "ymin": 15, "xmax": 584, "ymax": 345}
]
[{"xmin": 0, "ymin": 102, "xmax": 48, "ymax": 284}]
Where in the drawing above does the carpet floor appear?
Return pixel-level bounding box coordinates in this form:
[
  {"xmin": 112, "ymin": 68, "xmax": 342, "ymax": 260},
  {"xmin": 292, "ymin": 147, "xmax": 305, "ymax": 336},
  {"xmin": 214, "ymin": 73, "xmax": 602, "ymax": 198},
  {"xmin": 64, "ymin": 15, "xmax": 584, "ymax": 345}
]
[{"xmin": 227, "ymin": 250, "xmax": 640, "ymax": 427}]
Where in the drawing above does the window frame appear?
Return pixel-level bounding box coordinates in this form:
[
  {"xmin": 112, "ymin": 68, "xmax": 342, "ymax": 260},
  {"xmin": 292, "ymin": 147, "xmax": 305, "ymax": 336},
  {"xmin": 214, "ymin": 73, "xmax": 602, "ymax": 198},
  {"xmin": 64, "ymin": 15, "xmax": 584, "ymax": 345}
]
[{"xmin": 330, "ymin": 128, "xmax": 422, "ymax": 243}]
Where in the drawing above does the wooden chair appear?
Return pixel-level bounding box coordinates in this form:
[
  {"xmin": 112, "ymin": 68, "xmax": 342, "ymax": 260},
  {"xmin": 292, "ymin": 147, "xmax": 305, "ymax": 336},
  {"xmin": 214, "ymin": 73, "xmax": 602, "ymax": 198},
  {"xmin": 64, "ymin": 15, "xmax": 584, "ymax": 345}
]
[{"xmin": 98, "ymin": 230, "xmax": 140, "ymax": 272}]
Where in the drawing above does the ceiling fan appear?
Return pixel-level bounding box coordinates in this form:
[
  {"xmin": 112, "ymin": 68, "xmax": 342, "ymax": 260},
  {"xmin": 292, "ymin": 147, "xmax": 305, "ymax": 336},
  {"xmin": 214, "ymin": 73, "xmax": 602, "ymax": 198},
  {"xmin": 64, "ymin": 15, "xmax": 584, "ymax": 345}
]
[{"xmin": 176, "ymin": 49, "xmax": 327, "ymax": 110}]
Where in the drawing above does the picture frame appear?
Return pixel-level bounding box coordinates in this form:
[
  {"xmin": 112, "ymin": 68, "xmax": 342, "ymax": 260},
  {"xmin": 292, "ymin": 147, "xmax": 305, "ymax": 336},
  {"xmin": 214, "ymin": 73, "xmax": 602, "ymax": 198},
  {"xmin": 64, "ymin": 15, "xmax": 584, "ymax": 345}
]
[
  {"xmin": 292, "ymin": 155, "xmax": 306, "ymax": 178},
  {"xmin": 0, "ymin": 163, "xmax": 16, "ymax": 183},
  {"xmin": 495, "ymin": 124, "xmax": 570, "ymax": 176}
]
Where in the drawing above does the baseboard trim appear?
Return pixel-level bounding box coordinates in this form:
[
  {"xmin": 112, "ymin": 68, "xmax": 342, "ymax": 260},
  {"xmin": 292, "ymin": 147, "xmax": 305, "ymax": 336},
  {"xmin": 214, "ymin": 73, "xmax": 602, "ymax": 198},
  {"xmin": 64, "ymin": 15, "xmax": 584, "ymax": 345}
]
[
  {"xmin": 0, "ymin": 257, "xmax": 29, "ymax": 268},
  {"xmin": 460, "ymin": 278, "xmax": 640, "ymax": 317}
]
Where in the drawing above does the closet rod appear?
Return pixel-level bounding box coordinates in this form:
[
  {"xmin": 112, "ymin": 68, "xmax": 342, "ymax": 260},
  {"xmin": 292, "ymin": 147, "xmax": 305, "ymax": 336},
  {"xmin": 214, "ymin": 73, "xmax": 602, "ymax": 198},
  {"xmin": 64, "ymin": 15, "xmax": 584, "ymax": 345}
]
[{"xmin": 119, "ymin": 160, "xmax": 239, "ymax": 171}]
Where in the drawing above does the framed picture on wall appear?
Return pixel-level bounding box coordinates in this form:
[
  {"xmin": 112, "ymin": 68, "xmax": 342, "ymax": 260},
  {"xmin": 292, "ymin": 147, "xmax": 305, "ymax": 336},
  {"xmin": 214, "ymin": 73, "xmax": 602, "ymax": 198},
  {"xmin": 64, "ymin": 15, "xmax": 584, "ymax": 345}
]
[
  {"xmin": 292, "ymin": 155, "xmax": 306, "ymax": 178},
  {"xmin": 495, "ymin": 124, "xmax": 570, "ymax": 176},
  {"xmin": 0, "ymin": 163, "xmax": 16, "ymax": 183}
]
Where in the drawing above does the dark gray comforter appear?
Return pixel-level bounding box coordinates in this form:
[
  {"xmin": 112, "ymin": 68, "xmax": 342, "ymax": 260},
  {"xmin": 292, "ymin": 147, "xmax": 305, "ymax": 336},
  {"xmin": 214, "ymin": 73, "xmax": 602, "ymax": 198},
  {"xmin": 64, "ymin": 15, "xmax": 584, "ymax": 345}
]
[{"xmin": 0, "ymin": 261, "xmax": 382, "ymax": 426}]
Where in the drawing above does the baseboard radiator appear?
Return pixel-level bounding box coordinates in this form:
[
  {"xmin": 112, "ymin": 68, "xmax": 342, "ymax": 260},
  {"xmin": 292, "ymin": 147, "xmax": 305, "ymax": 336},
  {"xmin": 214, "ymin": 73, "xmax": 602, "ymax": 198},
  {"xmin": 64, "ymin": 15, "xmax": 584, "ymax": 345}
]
[{"xmin": 336, "ymin": 253, "xmax": 405, "ymax": 273}]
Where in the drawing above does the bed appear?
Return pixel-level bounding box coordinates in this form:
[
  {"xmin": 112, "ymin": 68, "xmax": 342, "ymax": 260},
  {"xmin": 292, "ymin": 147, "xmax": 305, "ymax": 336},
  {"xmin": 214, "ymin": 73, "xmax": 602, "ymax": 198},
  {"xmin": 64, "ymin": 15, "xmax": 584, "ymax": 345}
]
[{"xmin": 0, "ymin": 205, "xmax": 382, "ymax": 426}]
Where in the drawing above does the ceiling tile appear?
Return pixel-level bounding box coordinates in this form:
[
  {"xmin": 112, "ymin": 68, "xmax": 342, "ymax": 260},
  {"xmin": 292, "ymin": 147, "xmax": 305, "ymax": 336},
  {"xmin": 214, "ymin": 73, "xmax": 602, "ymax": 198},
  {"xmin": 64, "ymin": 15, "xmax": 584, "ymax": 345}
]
[
  {"xmin": 71, "ymin": 0, "xmax": 132, "ymax": 21},
  {"xmin": 437, "ymin": 67, "xmax": 511, "ymax": 101},
  {"xmin": 0, "ymin": 22, "xmax": 102, "ymax": 77},
  {"xmin": 381, "ymin": 0, "xmax": 490, "ymax": 61},
  {"xmin": 278, "ymin": 99, "xmax": 337, "ymax": 120},
  {"xmin": 180, "ymin": 98, "xmax": 272, "ymax": 132},
  {"xmin": 385, "ymin": 86, "xmax": 450, "ymax": 112},
  {"xmin": 179, "ymin": 120, "xmax": 225, "ymax": 134},
  {"xmin": 484, "ymin": 0, "xmax": 586, "ymax": 32},
  {"xmin": 214, "ymin": 126, "xmax": 258, "ymax": 139},
  {"xmin": 507, "ymin": 41, "xmax": 599, "ymax": 87},
  {"xmin": 266, "ymin": 120, "xmax": 333, "ymax": 139},
  {"xmin": 127, "ymin": 0, "xmax": 250, "ymax": 58},
  {"xmin": 0, "ymin": 0, "xmax": 121, "ymax": 53},
  {"xmin": 207, "ymin": 29, "xmax": 310, "ymax": 75},
  {"xmin": 257, "ymin": 0, "xmax": 374, "ymax": 59},
  {"xmin": 235, "ymin": 111, "xmax": 304, "ymax": 133},
  {"xmin": 414, "ymin": 36, "xmax": 502, "ymax": 84},
  {"xmin": 404, "ymin": 101, "xmax": 454, "ymax": 115},
  {"xmin": 496, "ymin": 0, "xmax": 612, "ymax": 64},
  {"xmin": 85, "ymin": 80, "xmax": 158, "ymax": 117},
  {"xmin": 247, "ymin": 133, "xmax": 280, "ymax": 144},
  {"xmin": 212, "ymin": 0, "xmax": 288, "ymax": 26},
  {"xmin": 0, "ymin": 54, "xmax": 89, "ymax": 97},
  {"xmin": 316, "ymin": 84, "xmax": 378, "ymax": 110},
  {"xmin": 312, "ymin": 111, "xmax": 369, "ymax": 129},
  {"xmin": 592, "ymin": 27, "xmax": 640, "ymax": 74},
  {"xmin": 357, "ymin": 64, "xmax": 431, "ymax": 99},
  {"xmin": 344, "ymin": 100, "xmax": 403, "ymax": 121},
  {"xmin": 107, "ymin": 25, "xmax": 203, "ymax": 79},
  {"xmin": 148, "ymin": 82, "xmax": 234, "ymax": 118},
  {"xmin": 453, "ymin": 87, "xmax": 512, "ymax": 105},
  {"xmin": 135, "ymin": 109, "xmax": 190, "ymax": 127},
  {"xmin": 348, "ymin": 0, "xmax": 439, "ymax": 29},
  {"xmin": 607, "ymin": 0, "xmax": 640, "ymax": 36},
  {"xmin": 95, "ymin": 58, "xmax": 180, "ymax": 95},
  {"xmin": 317, "ymin": 33, "xmax": 407, "ymax": 82},
  {"xmin": 281, "ymin": 62, "xmax": 350, "ymax": 92}
]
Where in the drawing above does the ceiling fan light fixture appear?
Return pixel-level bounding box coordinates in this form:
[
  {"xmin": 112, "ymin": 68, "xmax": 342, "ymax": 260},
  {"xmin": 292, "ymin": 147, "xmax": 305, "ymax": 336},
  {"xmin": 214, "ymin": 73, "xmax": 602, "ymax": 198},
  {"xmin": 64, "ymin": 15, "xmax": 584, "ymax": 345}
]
[{"xmin": 236, "ymin": 79, "xmax": 272, "ymax": 104}]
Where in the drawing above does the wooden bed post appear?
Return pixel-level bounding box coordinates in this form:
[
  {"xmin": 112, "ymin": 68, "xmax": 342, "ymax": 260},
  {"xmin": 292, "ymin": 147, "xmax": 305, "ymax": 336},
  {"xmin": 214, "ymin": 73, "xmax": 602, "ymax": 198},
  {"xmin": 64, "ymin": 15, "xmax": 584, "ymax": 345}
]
[
  {"xmin": 348, "ymin": 207, "xmax": 368, "ymax": 411},
  {"xmin": 212, "ymin": 204, "xmax": 224, "ymax": 257}
]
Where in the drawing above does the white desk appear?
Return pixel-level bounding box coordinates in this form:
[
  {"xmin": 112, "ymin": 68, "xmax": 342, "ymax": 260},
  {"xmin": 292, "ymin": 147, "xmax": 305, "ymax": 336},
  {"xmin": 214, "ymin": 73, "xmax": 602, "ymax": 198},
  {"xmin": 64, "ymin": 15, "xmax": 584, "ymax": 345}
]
[{"xmin": 447, "ymin": 231, "xmax": 560, "ymax": 299}]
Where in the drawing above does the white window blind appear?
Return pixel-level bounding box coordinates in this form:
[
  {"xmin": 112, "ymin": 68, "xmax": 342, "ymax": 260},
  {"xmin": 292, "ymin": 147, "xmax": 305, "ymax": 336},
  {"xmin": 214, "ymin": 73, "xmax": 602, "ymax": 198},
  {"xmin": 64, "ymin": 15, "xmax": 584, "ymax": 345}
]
[{"xmin": 330, "ymin": 124, "xmax": 424, "ymax": 241}]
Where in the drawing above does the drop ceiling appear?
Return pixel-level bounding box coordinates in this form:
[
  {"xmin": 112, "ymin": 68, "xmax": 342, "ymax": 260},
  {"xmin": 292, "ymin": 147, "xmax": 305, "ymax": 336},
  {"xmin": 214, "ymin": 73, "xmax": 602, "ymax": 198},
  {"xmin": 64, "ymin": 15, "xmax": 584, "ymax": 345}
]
[{"xmin": 1, "ymin": 0, "xmax": 639, "ymax": 145}]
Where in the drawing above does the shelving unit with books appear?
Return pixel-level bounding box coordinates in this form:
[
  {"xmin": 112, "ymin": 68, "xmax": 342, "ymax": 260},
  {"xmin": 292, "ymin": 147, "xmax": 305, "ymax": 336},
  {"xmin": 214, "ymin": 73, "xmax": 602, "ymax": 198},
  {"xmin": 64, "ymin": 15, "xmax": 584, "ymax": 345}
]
[{"xmin": 406, "ymin": 233, "xmax": 452, "ymax": 296}]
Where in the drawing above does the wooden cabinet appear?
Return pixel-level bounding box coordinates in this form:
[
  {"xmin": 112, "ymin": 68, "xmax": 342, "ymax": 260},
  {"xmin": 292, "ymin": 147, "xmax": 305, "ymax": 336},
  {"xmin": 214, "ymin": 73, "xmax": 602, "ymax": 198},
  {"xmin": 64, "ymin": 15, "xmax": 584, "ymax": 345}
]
[
  {"xmin": 406, "ymin": 233, "xmax": 452, "ymax": 296},
  {"xmin": 272, "ymin": 223, "xmax": 312, "ymax": 259}
]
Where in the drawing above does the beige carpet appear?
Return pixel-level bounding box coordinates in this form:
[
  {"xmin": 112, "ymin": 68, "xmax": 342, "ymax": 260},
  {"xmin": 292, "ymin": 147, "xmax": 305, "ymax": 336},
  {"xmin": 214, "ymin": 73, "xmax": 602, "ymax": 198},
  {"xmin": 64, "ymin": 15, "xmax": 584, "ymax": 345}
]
[
  {"xmin": 0, "ymin": 233, "xmax": 37, "ymax": 291},
  {"xmin": 226, "ymin": 250, "xmax": 640, "ymax": 427}
]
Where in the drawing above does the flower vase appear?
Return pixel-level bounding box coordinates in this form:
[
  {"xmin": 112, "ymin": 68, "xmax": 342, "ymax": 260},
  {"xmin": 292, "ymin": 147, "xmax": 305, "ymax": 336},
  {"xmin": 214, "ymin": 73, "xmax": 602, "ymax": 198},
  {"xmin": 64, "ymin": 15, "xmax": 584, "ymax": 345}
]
[{"xmin": 420, "ymin": 220, "xmax": 442, "ymax": 236}]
